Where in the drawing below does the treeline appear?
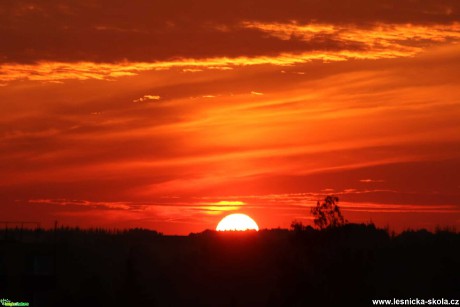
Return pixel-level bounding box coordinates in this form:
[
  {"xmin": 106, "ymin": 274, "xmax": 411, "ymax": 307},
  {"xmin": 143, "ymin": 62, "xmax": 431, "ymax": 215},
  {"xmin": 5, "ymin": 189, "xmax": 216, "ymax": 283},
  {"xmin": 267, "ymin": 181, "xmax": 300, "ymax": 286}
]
[{"xmin": 0, "ymin": 224, "xmax": 459, "ymax": 307}]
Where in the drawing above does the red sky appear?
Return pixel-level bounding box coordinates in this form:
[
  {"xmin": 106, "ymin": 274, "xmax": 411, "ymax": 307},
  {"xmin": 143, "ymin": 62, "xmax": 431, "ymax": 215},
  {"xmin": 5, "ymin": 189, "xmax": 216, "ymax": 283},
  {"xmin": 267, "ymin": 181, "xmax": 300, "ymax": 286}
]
[{"xmin": 1, "ymin": 0, "xmax": 460, "ymax": 234}]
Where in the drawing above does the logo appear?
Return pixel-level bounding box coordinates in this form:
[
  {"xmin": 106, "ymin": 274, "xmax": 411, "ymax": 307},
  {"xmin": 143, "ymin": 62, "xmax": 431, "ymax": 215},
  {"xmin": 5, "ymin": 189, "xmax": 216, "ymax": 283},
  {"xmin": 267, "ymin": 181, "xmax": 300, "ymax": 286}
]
[{"xmin": 0, "ymin": 299, "xmax": 29, "ymax": 306}]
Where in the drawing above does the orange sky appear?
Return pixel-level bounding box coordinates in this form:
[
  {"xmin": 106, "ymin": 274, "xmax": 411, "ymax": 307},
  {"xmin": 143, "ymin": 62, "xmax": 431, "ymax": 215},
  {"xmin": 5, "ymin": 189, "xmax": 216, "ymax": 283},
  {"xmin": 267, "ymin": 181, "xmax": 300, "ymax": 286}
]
[{"xmin": 1, "ymin": 0, "xmax": 460, "ymax": 234}]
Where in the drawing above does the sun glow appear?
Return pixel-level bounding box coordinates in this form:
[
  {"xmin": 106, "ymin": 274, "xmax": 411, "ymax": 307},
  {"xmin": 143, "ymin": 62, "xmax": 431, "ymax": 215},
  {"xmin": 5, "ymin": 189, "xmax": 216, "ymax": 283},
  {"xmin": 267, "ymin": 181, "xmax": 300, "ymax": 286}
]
[{"xmin": 216, "ymin": 213, "xmax": 259, "ymax": 231}]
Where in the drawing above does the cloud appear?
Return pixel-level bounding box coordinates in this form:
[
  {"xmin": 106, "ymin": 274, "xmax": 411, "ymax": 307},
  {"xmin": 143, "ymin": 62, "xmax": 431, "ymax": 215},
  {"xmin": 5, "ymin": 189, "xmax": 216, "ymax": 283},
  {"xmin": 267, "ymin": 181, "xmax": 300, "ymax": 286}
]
[
  {"xmin": 360, "ymin": 179, "xmax": 385, "ymax": 183},
  {"xmin": 28, "ymin": 198, "xmax": 136, "ymax": 210},
  {"xmin": 191, "ymin": 193, "xmax": 460, "ymax": 214},
  {"xmin": 133, "ymin": 95, "xmax": 161, "ymax": 103},
  {"xmin": 1, "ymin": 0, "xmax": 460, "ymax": 90},
  {"xmin": 242, "ymin": 21, "xmax": 460, "ymax": 60},
  {"xmin": 28, "ymin": 193, "xmax": 460, "ymax": 223},
  {"xmin": 192, "ymin": 200, "xmax": 245, "ymax": 215},
  {"xmin": 214, "ymin": 200, "xmax": 245, "ymax": 205},
  {"xmin": 341, "ymin": 202, "xmax": 460, "ymax": 213},
  {"xmin": 242, "ymin": 21, "xmax": 460, "ymax": 44},
  {"xmin": 0, "ymin": 46, "xmax": 436, "ymax": 83},
  {"xmin": 26, "ymin": 197, "xmax": 246, "ymax": 225},
  {"xmin": 1, "ymin": 21, "xmax": 459, "ymax": 83},
  {"xmin": 0, "ymin": 51, "xmax": 413, "ymax": 83}
]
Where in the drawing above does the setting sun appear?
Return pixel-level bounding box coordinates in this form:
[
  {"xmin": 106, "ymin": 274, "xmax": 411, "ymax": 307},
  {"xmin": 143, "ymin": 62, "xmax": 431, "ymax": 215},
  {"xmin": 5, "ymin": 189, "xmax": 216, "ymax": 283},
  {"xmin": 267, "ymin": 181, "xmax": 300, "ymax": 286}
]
[{"xmin": 216, "ymin": 214, "xmax": 259, "ymax": 231}]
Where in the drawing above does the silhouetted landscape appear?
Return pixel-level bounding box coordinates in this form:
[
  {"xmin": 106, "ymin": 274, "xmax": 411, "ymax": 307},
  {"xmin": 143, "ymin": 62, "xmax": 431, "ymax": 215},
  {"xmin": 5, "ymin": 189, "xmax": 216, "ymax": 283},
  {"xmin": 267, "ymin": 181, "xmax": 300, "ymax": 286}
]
[{"xmin": 1, "ymin": 224, "xmax": 459, "ymax": 306}]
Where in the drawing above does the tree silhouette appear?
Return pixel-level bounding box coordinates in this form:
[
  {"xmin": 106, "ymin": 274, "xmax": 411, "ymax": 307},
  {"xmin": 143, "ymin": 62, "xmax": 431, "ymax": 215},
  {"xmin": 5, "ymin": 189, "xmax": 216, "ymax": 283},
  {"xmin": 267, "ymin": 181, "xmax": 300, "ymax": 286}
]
[{"xmin": 311, "ymin": 195, "xmax": 346, "ymax": 229}]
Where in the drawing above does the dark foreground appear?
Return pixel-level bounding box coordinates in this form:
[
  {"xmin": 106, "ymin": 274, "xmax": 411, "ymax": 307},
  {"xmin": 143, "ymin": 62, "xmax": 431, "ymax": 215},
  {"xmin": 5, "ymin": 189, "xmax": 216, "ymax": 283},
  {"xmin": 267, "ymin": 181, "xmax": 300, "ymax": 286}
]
[{"xmin": 1, "ymin": 224, "xmax": 459, "ymax": 307}]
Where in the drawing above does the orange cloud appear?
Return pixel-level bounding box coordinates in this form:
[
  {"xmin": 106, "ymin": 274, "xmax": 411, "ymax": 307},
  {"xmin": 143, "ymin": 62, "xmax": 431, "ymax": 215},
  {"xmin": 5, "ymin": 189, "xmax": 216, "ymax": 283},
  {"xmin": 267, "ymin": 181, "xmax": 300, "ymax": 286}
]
[
  {"xmin": 242, "ymin": 21, "xmax": 460, "ymax": 44},
  {"xmin": 2, "ymin": 22, "xmax": 459, "ymax": 84},
  {"xmin": 243, "ymin": 21, "xmax": 460, "ymax": 58},
  {"xmin": 192, "ymin": 200, "xmax": 245, "ymax": 215},
  {"xmin": 133, "ymin": 95, "xmax": 161, "ymax": 103}
]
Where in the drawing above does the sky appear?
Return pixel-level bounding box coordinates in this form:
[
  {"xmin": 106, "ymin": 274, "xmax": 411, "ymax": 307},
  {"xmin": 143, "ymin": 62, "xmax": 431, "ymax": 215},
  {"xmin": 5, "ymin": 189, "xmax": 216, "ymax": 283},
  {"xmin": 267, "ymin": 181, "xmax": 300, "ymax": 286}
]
[{"xmin": 1, "ymin": 0, "xmax": 460, "ymax": 234}]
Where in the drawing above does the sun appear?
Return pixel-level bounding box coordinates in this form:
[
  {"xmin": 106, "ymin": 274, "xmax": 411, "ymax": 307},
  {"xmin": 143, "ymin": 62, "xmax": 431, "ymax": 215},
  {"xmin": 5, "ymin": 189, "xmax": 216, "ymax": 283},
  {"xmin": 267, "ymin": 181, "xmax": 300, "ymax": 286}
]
[{"xmin": 216, "ymin": 213, "xmax": 259, "ymax": 231}]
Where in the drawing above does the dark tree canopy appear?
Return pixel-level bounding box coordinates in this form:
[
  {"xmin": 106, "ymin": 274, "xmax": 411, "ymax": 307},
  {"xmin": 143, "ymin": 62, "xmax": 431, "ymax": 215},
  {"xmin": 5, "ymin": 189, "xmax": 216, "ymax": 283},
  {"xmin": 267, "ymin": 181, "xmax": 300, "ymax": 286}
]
[{"xmin": 311, "ymin": 195, "xmax": 346, "ymax": 229}]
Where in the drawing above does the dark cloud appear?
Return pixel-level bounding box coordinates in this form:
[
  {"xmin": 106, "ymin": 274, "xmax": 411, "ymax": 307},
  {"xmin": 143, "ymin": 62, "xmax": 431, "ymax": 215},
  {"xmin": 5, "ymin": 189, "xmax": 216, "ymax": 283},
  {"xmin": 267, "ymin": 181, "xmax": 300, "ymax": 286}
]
[{"xmin": 1, "ymin": 0, "xmax": 459, "ymax": 63}]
